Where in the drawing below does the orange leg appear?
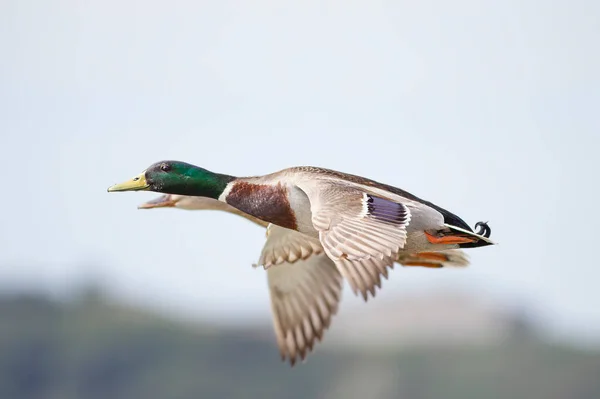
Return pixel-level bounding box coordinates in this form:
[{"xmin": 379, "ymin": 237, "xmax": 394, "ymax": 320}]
[
  {"xmin": 425, "ymin": 232, "xmax": 477, "ymax": 245},
  {"xmin": 414, "ymin": 252, "xmax": 449, "ymax": 262},
  {"xmin": 403, "ymin": 261, "xmax": 443, "ymax": 268}
]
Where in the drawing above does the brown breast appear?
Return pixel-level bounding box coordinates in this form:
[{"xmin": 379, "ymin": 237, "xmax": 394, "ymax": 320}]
[{"xmin": 225, "ymin": 182, "xmax": 298, "ymax": 231}]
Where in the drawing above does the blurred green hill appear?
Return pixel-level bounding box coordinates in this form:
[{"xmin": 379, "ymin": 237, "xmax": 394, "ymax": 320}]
[{"xmin": 1, "ymin": 288, "xmax": 599, "ymax": 399}]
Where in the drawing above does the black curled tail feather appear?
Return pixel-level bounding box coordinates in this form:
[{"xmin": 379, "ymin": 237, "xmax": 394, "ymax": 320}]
[
  {"xmin": 459, "ymin": 221, "xmax": 493, "ymax": 249},
  {"xmin": 444, "ymin": 220, "xmax": 494, "ymax": 249},
  {"xmin": 475, "ymin": 221, "xmax": 492, "ymax": 238}
]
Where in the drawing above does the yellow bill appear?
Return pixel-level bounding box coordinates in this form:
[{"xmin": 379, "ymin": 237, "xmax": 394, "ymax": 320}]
[{"xmin": 107, "ymin": 173, "xmax": 149, "ymax": 192}]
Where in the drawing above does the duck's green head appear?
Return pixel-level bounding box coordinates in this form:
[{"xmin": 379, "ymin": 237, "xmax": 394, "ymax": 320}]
[{"xmin": 107, "ymin": 161, "xmax": 235, "ymax": 199}]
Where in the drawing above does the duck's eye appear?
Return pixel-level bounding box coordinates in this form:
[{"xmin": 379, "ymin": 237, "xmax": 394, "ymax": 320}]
[{"xmin": 160, "ymin": 164, "xmax": 171, "ymax": 172}]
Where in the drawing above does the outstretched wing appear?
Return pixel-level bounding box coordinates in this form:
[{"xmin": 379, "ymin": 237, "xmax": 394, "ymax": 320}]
[
  {"xmin": 295, "ymin": 181, "xmax": 411, "ymax": 298},
  {"xmin": 260, "ymin": 225, "xmax": 343, "ymax": 366},
  {"xmin": 309, "ymin": 188, "xmax": 411, "ymax": 261}
]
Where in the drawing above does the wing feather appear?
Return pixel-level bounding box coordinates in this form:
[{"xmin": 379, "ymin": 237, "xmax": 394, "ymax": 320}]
[
  {"xmin": 294, "ymin": 182, "xmax": 410, "ymax": 298},
  {"xmin": 336, "ymin": 255, "xmax": 394, "ymax": 300},
  {"xmin": 257, "ymin": 224, "xmax": 323, "ymax": 268},
  {"xmin": 264, "ymin": 226, "xmax": 343, "ymax": 366},
  {"xmin": 306, "ymin": 188, "xmax": 411, "ymax": 262}
]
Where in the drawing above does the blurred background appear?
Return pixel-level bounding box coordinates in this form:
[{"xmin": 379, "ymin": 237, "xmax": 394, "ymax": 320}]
[{"xmin": 1, "ymin": 1, "xmax": 599, "ymax": 398}]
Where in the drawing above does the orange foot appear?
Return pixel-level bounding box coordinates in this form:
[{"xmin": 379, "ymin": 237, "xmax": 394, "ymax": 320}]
[
  {"xmin": 425, "ymin": 232, "xmax": 477, "ymax": 245},
  {"xmin": 403, "ymin": 261, "xmax": 443, "ymax": 269},
  {"xmin": 414, "ymin": 252, "xmax": 450, "ymax": 262}
]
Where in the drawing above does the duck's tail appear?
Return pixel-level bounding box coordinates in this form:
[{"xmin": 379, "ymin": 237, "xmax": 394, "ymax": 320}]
[
  {"xmin": 445, "ymin": 221, "xmax": 495, "ymax": 249},
  {"xmin": 424, "ymin": 221, "xmax": 495, "ymax": 249}
]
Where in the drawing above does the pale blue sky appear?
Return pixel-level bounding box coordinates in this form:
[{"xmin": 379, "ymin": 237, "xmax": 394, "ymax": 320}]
[{"xmin": 1, "ymin": 1, "xmax": 598, "ymax": 344}]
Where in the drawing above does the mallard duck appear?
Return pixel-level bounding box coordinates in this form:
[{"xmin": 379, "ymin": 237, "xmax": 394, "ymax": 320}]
[
  {"xmin": 108, "ymin": 161, "xmax": 494, "ymax": 363},
  {"xmin": 137, "ymin": 194, "xmax": 472, "ymax": 364}
]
